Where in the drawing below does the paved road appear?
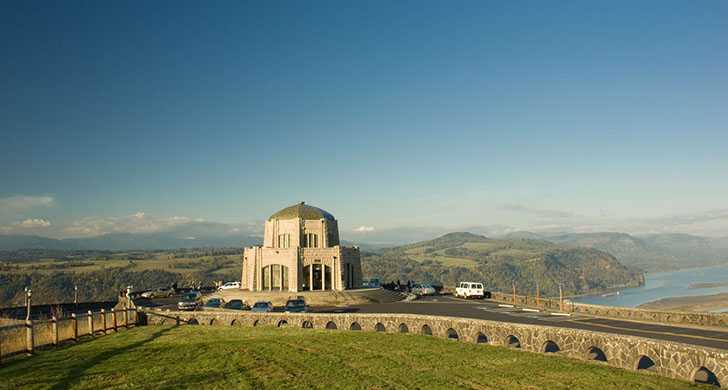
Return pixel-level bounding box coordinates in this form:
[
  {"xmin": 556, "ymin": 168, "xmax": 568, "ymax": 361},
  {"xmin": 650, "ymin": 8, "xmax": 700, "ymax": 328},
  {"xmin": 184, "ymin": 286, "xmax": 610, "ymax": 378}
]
[
  {"xmin": 140, "ymin": 294, "xmax": 728, "ymax": 350},
  {"xmin": 316, "ymin": 295, "xmax": 728, "ymax": 351}
]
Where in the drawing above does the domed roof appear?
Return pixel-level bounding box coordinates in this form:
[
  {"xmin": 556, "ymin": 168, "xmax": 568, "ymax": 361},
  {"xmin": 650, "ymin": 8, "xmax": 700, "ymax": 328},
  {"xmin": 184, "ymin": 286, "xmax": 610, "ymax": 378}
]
[{"xmin": 268, "ymin": 202, "xmax": 335, "ymax": 221}]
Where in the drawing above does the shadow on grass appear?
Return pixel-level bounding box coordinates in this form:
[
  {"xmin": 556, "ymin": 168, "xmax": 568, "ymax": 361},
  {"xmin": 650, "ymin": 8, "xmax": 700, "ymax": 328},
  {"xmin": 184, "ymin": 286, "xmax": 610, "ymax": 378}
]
[{"xmin": 49, "ymin": 325, "xmax": 176, "ymax": 390}]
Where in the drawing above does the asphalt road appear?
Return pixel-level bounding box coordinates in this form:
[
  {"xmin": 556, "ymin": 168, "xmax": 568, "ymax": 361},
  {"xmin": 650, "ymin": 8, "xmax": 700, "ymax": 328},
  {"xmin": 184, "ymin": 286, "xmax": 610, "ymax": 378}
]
[
  {"xmin": 318, "ymin": 295, "xmax": 728, "ymax": 351},
  {"xmin": 140, "ymin": 294, "xmax": 728, "ymax": 351}
]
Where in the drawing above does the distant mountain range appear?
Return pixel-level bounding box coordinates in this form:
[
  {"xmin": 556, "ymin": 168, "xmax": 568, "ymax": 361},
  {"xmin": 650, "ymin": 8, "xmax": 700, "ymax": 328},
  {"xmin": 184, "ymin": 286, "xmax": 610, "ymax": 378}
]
[
  {"xmin": 502, "ymin": 231, "xmax": 728, "ymax": 272},
  {"xmin": 0, "ymin": 222, "xmax": 261, "ymax": 251},
  {"xmin": 2, "ymin": 224, "xmax": 728, "ymax": 273}
]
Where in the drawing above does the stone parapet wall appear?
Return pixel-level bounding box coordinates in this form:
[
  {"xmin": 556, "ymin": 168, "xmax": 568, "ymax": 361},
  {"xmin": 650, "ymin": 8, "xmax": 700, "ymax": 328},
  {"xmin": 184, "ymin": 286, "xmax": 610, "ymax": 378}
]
[
  {"xmin": 489, "ymin": 291, "xmax": 728, "ymax": 329},
  {"xmin": 141, "ymin": 309, "xmax": 727, "ymax": 386}
]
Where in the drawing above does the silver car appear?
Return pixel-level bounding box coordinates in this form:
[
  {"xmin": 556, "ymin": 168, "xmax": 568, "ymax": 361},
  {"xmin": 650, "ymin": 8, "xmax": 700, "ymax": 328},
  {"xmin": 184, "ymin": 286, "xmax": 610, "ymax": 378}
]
[{"xmin": 251, "ymin": 301, "xmax": 273, "ymax": 313}]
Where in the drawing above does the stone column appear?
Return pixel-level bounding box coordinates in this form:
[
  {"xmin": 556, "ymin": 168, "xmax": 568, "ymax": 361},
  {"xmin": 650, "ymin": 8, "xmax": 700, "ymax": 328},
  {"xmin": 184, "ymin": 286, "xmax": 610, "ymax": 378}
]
[
  {"xmin": 52, "ymin": 317, "xmax": 58, "ymax": 345},
  {"xmin": 88, "ymin": 310, "xmax": 94, "ymax": 337},
  {"xmin": 308, "ymin": 264, "xmax": 313, "ymax": 291},
  {"xmin": 25, "ymin": 320, "xmax": 33, "ymax": 355},
  {"xmin": 280, "ymin": 266, "xmax": 284, "ymax": 291},
  {"xmin": 321, "ymin": 265, "xmax": 326, "ymax": 291}
]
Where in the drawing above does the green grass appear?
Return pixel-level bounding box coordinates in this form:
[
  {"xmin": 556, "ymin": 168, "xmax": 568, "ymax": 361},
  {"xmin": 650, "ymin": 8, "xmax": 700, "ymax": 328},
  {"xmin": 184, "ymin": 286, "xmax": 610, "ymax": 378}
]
[{"xmin": 0, "ymin": 325, "xmax": 708, "ymax": 389}]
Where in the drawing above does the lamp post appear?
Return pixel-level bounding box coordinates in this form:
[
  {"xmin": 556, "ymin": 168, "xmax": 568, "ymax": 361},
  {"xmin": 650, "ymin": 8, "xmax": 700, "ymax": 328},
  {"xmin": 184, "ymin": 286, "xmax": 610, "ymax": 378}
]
[{"xmin": 24, "ymin": 287, "xmax": 32, "ymax": 321}]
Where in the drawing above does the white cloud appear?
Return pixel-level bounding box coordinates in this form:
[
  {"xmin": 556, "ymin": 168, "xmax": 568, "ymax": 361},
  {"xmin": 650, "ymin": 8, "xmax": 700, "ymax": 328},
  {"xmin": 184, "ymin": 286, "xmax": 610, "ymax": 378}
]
[
  {"xmin": 354, "ymin": 226, "xmax": 376, "ymax": 232},
  {"xmin": 16, "ymin": 218, "xmax": 51, "ymax": 228},
  {"xmin": 0, "ymin": 195, "xmax": 54, "ymax": 212}
]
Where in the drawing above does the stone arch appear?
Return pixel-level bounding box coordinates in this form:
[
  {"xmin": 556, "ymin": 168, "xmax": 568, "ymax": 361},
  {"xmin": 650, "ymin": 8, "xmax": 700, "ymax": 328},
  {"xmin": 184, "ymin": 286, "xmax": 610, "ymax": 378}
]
[
  {"xmin": 350, "ymin": 322, "xmax": 361, "ymax": 331},
  {"xmin": 375, "ymin": 323, "xmax": 385, "ymax": 332},
  {"xmin": 693, "ymin": 366, "xmax": 721, "ymax": 387},
  {"xmin": 230, "ymin": 319, "xmax": 238, "ymax": 326},
  {"xmin": 543, "ymin": 340, "xmax": 560, "ymax": 353},
  {"xmin": 446, "ymin": 328, "xmax": 459, "ymax": 340},
  {"xmin": 209, "ymin": 318, "xmax": 217, "ymax": 326},
  {"xmin": 635, "ymin": 355, "xmax": 656, "ymax": 371},
  {"xmin": 302, "ymin": 320, "xmax": 313, "ymax": 329},
  {"xmin": 252, "ymin": 319, "xmax": 260, "ymax": 327},
  {"xmin": 421, "ymin": 324, "xmax": 432, "ymax": 336},
  {"xmin": 326, "ymin": 321, "xmax": 338, "ymax": 330},
  {"xmin": 277, "ymin": 319, "xmax": 288, "ymax": 327},
  {"xmin": 505, "ymin": 335, "xmax": 521, "ymax": 348},
  {"xmin": 188, "ymin": 318, "xmax": 199, "ymax": 325},
  {"xmin": 586, "ymin": 346, "xmax": 607, "ymax": 362},
  {"xmin": 398, "ymin": 323, "xmax": 409, "ymax": 333},
  {"xmin": 475, "ymin": 332, "xmax": 488, "ymax": 344}
]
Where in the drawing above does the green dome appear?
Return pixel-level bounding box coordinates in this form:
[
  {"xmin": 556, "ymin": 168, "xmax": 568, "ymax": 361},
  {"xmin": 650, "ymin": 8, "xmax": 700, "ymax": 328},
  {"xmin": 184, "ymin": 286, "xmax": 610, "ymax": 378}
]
[{"xmin": 268, "ymin": 202, "xmax": 335, "ymax": 221}]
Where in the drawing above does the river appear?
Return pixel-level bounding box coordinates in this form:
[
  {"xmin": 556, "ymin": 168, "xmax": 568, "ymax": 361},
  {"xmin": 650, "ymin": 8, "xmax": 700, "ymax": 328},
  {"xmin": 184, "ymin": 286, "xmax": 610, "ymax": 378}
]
[{"xmin": 573, "ymin": 263, "xmax": 728, "ymax": 311}]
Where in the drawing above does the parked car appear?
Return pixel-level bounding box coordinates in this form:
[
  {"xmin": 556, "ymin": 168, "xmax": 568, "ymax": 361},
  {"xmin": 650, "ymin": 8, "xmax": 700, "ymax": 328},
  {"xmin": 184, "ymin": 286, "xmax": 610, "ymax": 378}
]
[
  {"xmin": 455, "ymin": 282, "xmax": 485, "ymax": 299},
  {"xmin": 251, "ymin": 301, "xmax": 273, "ymax": 313},
  {"xmin": 411, "ymin": 284, "xmax": 437, "ymax": 296},
  {"xmin": 224, "ymin": 299, "xmax": 249, "ymax": 310},
  {"xmin": 140, "ymin": 287, "xmax": 175, "ymax": 299},
  {"xmin": 284, "ymin": 298, "xmax": 308, "ymax": 313},
  {"xmin": 218, "ymin": 281, "xmax": 241, "ymax": 291},
  {"xmin": 204, "ymin": 298, "xmax": 223, "ymax": 308},
  {"xmin": 362, "ymin": 278, "xmax": 381, "ymax": 288},
  {"xmin": 177, "ymin": 293, "xmax": 201, "ymax": 311}
]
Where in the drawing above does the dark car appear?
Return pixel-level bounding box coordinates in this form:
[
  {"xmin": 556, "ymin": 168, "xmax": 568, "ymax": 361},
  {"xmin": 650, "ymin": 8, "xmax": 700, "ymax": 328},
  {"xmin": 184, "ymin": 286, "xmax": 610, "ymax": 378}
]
[
  {"xmin": 224, "ymin": 299, "xmax": 248, "ymax": 310},
  {"xmin": 204, "ymin": 298, "xmax": 222, "ymax": 308},
  {"xmin": 284, "ymin": 299, "xmax": 308, "ymax": 313}
]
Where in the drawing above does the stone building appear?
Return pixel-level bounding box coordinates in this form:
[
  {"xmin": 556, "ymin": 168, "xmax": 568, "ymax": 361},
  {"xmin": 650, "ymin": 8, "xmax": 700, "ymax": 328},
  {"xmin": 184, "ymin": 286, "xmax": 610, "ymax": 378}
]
[{"xmin": 242, "ymin": 202, "xmax": 362, "ymax": 292}]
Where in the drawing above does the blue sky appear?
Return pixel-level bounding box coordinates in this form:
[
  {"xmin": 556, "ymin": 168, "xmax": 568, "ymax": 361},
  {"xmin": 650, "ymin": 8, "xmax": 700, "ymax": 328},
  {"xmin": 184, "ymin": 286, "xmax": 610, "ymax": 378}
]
[{"xmin": 1, "ymin": 1, "xmax": 727, "ymax": 238}]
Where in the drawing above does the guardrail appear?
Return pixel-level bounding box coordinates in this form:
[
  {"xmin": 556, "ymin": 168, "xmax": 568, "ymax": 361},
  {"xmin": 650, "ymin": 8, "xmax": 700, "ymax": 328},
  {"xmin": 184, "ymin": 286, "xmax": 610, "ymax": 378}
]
[
  {"xmin": 488, "ymin": 291, "xmax": 728, "ymax": 328},
  {"xmin": 0, "ymin": 307, "xmax": 138, "ymax": 362}
]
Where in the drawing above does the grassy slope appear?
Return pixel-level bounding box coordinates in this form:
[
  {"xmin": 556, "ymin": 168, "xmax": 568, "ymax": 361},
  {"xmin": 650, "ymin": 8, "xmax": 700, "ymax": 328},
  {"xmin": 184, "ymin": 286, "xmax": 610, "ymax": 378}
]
[{"xmin": 0, "ymin": 325, "xmax": 706, "ymax": 389}]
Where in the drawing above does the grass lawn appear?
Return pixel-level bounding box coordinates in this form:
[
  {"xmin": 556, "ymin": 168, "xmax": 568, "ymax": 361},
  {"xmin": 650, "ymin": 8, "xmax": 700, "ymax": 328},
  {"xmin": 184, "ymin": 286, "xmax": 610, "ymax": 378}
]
[{"xmin": 0, "ymin": 325, "xmax": 708, "ymax": 389}]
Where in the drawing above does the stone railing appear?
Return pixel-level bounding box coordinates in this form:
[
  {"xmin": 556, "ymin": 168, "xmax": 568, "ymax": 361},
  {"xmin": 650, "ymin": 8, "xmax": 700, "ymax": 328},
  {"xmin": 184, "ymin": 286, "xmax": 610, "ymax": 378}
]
[
  {"xmin": 140, "ymin": 308, "xmax": 726, "ymax": 387},
  {"xmin": 489, "ymin": 291, "xmax": 728, "ymax": 329},
  {"xmin": 0, "ymin": 308, "xmax": 138, "ymax": 362}
]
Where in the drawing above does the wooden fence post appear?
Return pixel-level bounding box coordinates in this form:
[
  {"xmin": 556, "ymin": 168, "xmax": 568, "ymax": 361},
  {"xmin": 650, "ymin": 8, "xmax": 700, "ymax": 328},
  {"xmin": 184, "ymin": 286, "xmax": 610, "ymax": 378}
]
[
  {"xmin": 111, "ymin": 308, "xmax": 117, "ymax": 332},
  {"xmin": 88, "ymin": 310, "xmax": 94, "ymax": 337},
  {"xmin": 52, "ymin": 316, "xmax": 58, "ymax": 345},
  {"xmin": 25, "ymin": 320, "xmax": 34, "ymax": 355},
  {"xmin": 101, "ymin": 309, "xmax": 107, "ymax": 334},
  {"xmin": 123, "ymin": 308, "xmax": 128, "ymax": 328},
  {"xmin": 71, "ymin": 313, "xmax": 78, "ymax": 341}
]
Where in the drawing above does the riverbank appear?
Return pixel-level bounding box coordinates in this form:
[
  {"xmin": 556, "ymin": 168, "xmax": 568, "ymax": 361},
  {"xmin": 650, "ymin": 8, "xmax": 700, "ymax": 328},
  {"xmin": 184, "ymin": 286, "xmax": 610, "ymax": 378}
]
[{"xmin": 638, "ymin": 292, "xmax": 728, "ymax": 313}]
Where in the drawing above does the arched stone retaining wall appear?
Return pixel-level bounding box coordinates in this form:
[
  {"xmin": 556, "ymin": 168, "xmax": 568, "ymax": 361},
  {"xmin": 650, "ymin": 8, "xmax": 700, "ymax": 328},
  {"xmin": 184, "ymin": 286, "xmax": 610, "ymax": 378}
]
[{"xmin": 141, "ymin": 309, "xmax": 727, "ymax": 387}]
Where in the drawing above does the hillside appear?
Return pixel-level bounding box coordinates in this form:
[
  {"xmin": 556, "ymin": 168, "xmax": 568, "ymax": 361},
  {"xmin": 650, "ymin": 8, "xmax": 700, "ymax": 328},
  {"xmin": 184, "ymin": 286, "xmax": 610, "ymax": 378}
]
[
  {"xmin": 0, "ymin": 325, "xmax": 699, "ymax": 389},
  {"xmin": 510, "ymin": 232, "xmax": 728, "ymax": 272},
  {"xmin": 362, "ymin": 232, "xmax": 644, "ymax": 296},
  {"xmin": 0, "ymin": 248, "xmax": 242, "ymax": 307}
]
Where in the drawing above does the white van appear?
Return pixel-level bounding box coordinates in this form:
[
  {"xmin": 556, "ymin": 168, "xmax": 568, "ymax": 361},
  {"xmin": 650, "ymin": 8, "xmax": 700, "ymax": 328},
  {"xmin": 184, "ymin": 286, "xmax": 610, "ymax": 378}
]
[{"xmin": 455, "ymin": 282, "xmax": 484, "ymax": 299}]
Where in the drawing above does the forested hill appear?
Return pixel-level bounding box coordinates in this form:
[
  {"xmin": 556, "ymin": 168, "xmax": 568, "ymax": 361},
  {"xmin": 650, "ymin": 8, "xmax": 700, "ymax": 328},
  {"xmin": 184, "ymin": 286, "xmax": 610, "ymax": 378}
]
[{"xmin": 361, "ymin": 232, "xmax": 644, "ymax": 296}]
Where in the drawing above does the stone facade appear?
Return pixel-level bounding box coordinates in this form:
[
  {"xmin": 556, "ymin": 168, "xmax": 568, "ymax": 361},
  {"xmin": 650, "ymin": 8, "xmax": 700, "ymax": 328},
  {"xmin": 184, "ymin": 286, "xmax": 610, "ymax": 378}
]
[
  {"xmin": 143, "ymin": 309, "xmax": 727, "ymax": 387},
  {"xmin": 242, "ymin": 202, "xmax": 362, "ymax": 292}
]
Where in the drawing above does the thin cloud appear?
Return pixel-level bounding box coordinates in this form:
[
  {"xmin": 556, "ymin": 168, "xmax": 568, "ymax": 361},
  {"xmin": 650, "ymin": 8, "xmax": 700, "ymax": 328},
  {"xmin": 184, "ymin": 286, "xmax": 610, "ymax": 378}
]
[
  {"xmin": 0, "ymin": 195, "xmax": 54, "ymax": 212},
  {"xmin": 354, "ymin": 226, "xmax": 376, "ymax": 232},
  {"xmin": 16, "ymin": 218, "xmax": 51, "ymax": 228},
  {"xmin": 62, "ymin": 212, "xmax": 200, "ymax": 237},
  {"xmin": 500, "ymin": 203, "xmax": 575, "ymax": 219}
]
